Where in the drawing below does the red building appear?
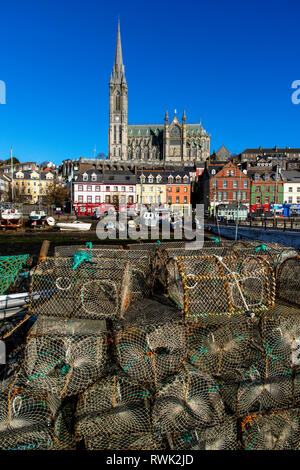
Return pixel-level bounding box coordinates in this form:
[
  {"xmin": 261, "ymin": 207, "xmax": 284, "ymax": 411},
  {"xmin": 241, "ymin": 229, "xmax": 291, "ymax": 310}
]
[{"xmin": 210, "ymin": 161, "xmax": 251, "ymax": 215}]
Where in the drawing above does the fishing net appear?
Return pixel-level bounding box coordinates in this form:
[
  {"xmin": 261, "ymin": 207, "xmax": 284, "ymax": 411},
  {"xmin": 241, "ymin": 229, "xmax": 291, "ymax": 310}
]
[
  {"xmin": 75, "ymin": 373, "xmax": 152, "ymax": 440},
  {"xmin": 30, "ymin": 257, "xmax": 132, "ymax": 319},
  {"xmin": 241, "ymin": 408, "xmax": 300, "ymax": 450},
  {"xmin": 169, "ymin": 415, "xmax": 240, "ymax": 450},
  {"xmin": 152, "ymin": 365, "xmax": 225, "ymax": 434},
  {"xmin": 114, "ymin": 297, "xmax": 186, "ymax": 385},
  {"xmin": 277, "ymin": 256, "xmax": 300, "ymax": 306},
  {"xmin": 0, "ymin": 255, "xmax": 29, "ymax": 294},
  {"xmin": 54, "ymin": 244, "xmax": 123, "ymax": 258},
  {"xmin": 166, "ymin": 255, "xmax": 275, "ymax": 323},
  {"xmin": 23, "ymin": 317, "xmax": 107, "ymax": 398},
  {"xmin": 187, "ymin": 316, "xmax": 262, "ymax": 380},
  {"xmin": 83, "ymin": 432, "xmax": 166, "ymax": 450},
  {"xmin": 81, "ymin": 249, "xmax": 154, "ymax": 298}
]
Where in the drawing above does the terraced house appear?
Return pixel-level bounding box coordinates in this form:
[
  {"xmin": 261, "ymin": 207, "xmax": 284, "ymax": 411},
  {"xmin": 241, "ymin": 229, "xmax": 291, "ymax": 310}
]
[
  {"xmin": 13, "ymin": 169, "xmax": 55, "ymax": 204},
  {"xmin": 248, "ymin": 169, "xmax": 284, "ymax": 213}
]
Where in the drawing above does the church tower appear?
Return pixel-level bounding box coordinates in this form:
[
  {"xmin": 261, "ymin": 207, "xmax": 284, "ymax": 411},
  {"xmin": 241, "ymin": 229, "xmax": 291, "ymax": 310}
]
[{"xmin": 109, "ymin": 21, "xmax": 128, "ymax": 161}]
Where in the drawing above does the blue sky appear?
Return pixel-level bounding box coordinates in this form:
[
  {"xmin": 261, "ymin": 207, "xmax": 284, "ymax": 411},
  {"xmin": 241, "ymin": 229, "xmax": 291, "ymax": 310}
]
[{"xmin": 0, "ymin": 0, "xmax": 299, "ymax": 164}]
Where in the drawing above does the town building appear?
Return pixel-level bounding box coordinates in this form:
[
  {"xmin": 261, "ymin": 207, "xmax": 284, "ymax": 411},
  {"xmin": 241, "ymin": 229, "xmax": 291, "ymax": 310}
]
[
  {"xmin": 207, "ymin": 161, "xmax": 251, "ymax": 215},
  {"xmin": 248, "ymin": 169, "xmax": 284, "ymax": 213},
  {"xmin": 12, "ymin": 169, "xmax": 55, "ymax": 204},
  {"xmin": 108, "ymin": 22, "xmax": 210, "ymax": 165},
  {"xmin": 282, "ymin": 170, "xmax": 300, "ymax": 205},
  {"xmin": 0, "ymin": 173, "xmax": 10, "ymax": 202},
  {"xmin": 240, "ymin": 146, "xmax": 300, "ymax": 168}
]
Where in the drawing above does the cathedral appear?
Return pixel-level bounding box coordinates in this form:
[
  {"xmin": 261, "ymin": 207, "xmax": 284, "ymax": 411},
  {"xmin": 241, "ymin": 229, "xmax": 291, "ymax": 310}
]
[{"xmin": 108, "ymin": 23, "xmax": 211, "ymax": 166}]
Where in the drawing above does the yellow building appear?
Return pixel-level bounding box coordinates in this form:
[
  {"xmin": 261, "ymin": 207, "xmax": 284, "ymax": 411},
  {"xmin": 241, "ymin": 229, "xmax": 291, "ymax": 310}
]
[
  {"xmin": 136, "ymin": 171, "xmax": 167, "ymax": 205},
  {"xmin": 13, "ymin": 170, "xmax": 55, "ymax": 204}
]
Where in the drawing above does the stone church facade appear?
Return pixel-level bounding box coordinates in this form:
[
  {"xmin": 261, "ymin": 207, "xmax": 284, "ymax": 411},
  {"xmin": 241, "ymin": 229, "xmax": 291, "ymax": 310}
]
[{"xmin": 108, "ymin": 23, "xmax": 211, "ymax": 166}]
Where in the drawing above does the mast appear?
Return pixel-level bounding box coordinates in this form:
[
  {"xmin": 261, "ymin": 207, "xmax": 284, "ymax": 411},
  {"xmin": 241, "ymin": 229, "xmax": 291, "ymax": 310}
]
[{"xmin": 10, "ymin": 146, "xmax": 14, "ymax": 203}]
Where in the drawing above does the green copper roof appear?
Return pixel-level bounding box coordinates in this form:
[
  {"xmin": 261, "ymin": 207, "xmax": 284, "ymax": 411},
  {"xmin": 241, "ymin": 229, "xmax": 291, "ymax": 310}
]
[{"xmin": 128, "ymin": 125, "xmax": 164, "ymax": 137}]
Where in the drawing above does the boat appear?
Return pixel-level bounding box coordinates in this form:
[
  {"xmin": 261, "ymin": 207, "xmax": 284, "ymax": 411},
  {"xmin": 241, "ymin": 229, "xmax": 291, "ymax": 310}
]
[
  {"xmin": 56, "ymin": 220, "xmax": 92, "ymax": 231},
  {"xmin": 29, "ymin": 210, "xmax": 47, "ymax": 221},
  {"xmin": 1, "ymin": 208, "xmax": 22, "ymax": 225}
]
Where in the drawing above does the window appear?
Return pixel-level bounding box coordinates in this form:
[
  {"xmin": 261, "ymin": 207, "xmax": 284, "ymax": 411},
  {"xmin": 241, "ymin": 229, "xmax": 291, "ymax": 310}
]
[
  {"xmin": 184, "ymin": 196, "xmax": 187, "ymax": 203},
  {"xmin": 96, "ymin": 185, "xmax": 100, "ymax": 192},
  {"xmin": 142, "ymin": 187, "xmax": 145, "ymax": 192},
  {"xmin": 121, "ymin": 186, "xmax": 125, "ymax": 191},
  {"xmin": 78, "ymin": 185, "xmax": 83, "ymax": 191},
  {"xmin": 95, "ymin": 196, "xmax": 100, "ymax": 203},
  {"xmin": 226, "ymin": 170, "xmax": 230, "ymax": 176},
  {"xmin": 212, "ymin": 181, "xmax": 217, "ymax": 189},
  {"xmin": 176, "ymin": 176, "xmax": 181, "ymax": 183},
  {"xmin": 156, "ymin": 175, "xmax": 162, "ymax": 183},
  {"xmin": 176, "ymin": 196, "xmax": 180, "ymax": 203},
  {"xmin": 255, "ymin": 185, "xmax": 261, "ymax": 192},
  {"xmin": 289, "ymin": 187, "xmax": 293, "ymax": 192},
  {"xmin": 233, "ymin": 191, "xmax": 237, "ymax": 200},
  {"xmin": 87, "ymin": 196, "xmax": 92, "ymax": 203},
  {"xmin": 176, "ymin": 187, "xmax": 180, "ymax": 193},
  {"xmin": 129, "ymin": 187, "xmax": 133, "ymax": 192},
  {"xmin": 168, "ymin": 176, "xmax": 173, "ymax": 183},
  {"xmin": 87, "ymin": 185, "xmax": 92, "ymax": 192},
  {"xmin": 242, "ymin": 192, "xmax": 247, "ymax": 200},
  {"xmin": 149, "ymin": 187, "xmax": 153, "ymax": 192},
  {"xmin": 105, "ymin": 195, "xmax": 110, "ymax": 203},
  {"xmin": 119, "ymin": 126, "xmax": 122, "ymax": 143},
  {"xmin": 140, "ymin": 176, "xmax": 145, "ymax": 184},
  {"xmin": 256, "ymin": 196, "xmax": 261, "ymax": 204},
  {"xmin": 149, "ymin": 196, "xmax": 153, "ymax": 203},
  {"xmin": 297, "ymin": 187, "xmax": 300, "ymax": 192},
  {"xmin": 265, "ymin": 196, "xmax": 270, "ymax": 204},
  {"xmin": 211, "ymin": 169, "xmax": 216, "ymax": 175},
  {"xmin": 83, "ymin": 174, "xmax": 88, "ymax": 181},
  {"xmin": 148, "ymin": 176, "xmax": 153, "ymax": 183},
  {"xmin": 114, "ymin": 125, "xmax": 116, "ymax": 143},
  {"xmin": 78, "ymin": 196, "xmax": 83, "ymax": 203},
  {"xmin": 184, "ymin": 187, "xmax": 187, "ymax": 192},
  {"xmin": 244, "ymin": 180, "xmax": 248, "ymax": 188},
  {"xmin": 223, "ymin": 192, "xmax": 228, "ymax": 200},
  {"xmin": 114, "ymin": 186, "xmax": 118, "ymax": 191},
  {"xmin": 223, "ymin": 181, "xmax": 228, "ymax": 188},
  {"xmin": 218, "ymin": 192, "xmax": 222, "ymax": 201},
  {"xmin": 266, "ymin": 185, "xmax": 270, "ymax": 193},
  {"xmin": 233, "ymin": 180, "xmax": 238, "ymax": 189},
  {"xmin": 168, "ymin": 196, "xmax": 172, "ymax": 203},
  {"xmin": 297, "ymin": 197, "xmax": 300, "ymax": 203},
  {"xmin": 288, "ymin": 197, "xmax": 293, "ymax": 203},
  {"xmin": 106, "ymin": 186, "xmax": 110, "ymax": 192},
  {"xmin": 168, "ymin": 187, "xmax": 172, "ymax": 193},
  {"xmin": 231, "ymin": 170, "xmax": 235, "ymax": 176},
  {"xmin": 183, "ymin": 176, "xmax": 189, "ymax": 183},
  {"xmin": 91, "ymin": 174, "xmax": 97, "ymax": 182}
]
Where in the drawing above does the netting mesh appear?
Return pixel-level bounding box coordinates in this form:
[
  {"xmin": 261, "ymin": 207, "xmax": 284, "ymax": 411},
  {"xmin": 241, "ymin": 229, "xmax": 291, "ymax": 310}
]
[
  {"xmin": 167, "ymin": 255, "xmax": 275, "ymax": 322},
  {"xmin": 169, "ymin": 415, "xmax": 240, "ymax": 450},
  {"xmin": 152, "ymin": 365, "xmax": 225, "ymax": 434},
  {"xmin": 30, "ymin": 257, "xmax": 132, "ymax": 319},
  {"xmin": 75, "ymin": 373, "xmax": 152, "ymax": 440},
  {"xmin": 23, "ymin": 317, "xmax": 107, "ymax": 397},
  {"xmin": 241, "ymin": 409, "xmax": 300, "ymax": 450},
  {"xmin": 277, "ymin": 256, "xmax": 300, "ymax": 306},
  {"xmin": 187, "ymin": 316, "xmax": 261, "ymax": 380},
  {"xmin": 80, "ymin": 249, "xmax": 154, "ymax": 298},
  {"xmin": 114, "ymin": 298, "xmax": 186, "ymax": 385},
  {"xmin": 0, "ymin": 255, "xmax": 29, "ymax": 294},
  {"xmin": 54, "ymin": 244, "xmax": 123, "ymax": 258}
]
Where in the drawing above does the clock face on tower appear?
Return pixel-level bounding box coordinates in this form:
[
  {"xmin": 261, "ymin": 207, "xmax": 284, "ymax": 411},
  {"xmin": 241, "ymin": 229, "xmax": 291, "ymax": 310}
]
[{"xmin": 115, "ymin": 116, "xmax": 120, "ymax": 122}]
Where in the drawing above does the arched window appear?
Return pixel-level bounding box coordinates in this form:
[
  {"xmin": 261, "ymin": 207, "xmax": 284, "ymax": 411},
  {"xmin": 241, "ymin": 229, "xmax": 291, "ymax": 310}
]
[
  {"xmin": 144, "ymin": 149, "xmax": 149, "ymax": 159},
  {"xmin": 136, "ymin": 148, "xmax": 141, "ymax": 159},
  {"xmin": 115, "ymin": 92, "xmax": 120, "ymax": 111},
  {"xmin": 152, "ymin": 150, "xmax": 156, "ymax": 159}
]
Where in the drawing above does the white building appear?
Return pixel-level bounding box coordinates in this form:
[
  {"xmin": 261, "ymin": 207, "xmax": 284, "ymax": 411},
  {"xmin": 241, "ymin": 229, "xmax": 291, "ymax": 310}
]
[{"xmin": 282, "ymin": 171, "xmax": 300, "ymax": 204}]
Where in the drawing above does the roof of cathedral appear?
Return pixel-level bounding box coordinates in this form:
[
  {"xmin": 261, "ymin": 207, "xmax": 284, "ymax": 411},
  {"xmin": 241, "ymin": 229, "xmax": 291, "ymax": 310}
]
[{"xmin": 127, "ymin": 123, "xmax": 207, "ymax": 137}]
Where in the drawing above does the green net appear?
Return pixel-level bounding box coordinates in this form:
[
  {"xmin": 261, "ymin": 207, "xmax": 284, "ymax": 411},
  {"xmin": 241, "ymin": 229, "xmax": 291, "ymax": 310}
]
[{"xmin": 0, "ymin": 255, "xmax": 29, "ymax": 294}]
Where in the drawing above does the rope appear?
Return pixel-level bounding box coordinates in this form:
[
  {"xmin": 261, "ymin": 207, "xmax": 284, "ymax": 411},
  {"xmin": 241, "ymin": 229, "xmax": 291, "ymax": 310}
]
[{"xmin": 72, "ymin": 251, "xmax": 93, "ymax": 270}]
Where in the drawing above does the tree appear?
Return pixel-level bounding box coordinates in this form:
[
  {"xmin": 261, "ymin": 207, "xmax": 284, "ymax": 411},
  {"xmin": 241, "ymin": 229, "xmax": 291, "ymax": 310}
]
[
  {"xmin": 44, "ymin": 184, "xmax": 70, "ymax": 208},
  {"xmin": 6, "ymin": 157, "xmax": 20, "ymax": 165}
]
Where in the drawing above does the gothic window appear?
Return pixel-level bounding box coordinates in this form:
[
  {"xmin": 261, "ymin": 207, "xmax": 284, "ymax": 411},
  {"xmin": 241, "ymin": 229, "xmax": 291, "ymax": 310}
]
[
  {"xmin": 136, "ymin": 148, "xmax": 141, "ymax": 159},
  {"xmin": 119, "ymin": 126, "xmax": 122, "ymax": 143},
  {"xmin": 144, "ymin": 149, "xmax": 149, "ymax": 159},
  {"xmin": 118, "ymin": 148, "xmax": 121, "ymax": 157},
  {"xmin": 152, "ymin": 150, "xmax": 156, "ymax": 159},
  {"xmin": 187, "ymin": 149, "xmax": 190, "ymax": 157},
  {"xmin": 115, "ymin": 92, "xmax": 120, "ymax": 111},
  {"xmin": 114, "ymin": 126, "xmax": 116, "ymax": 143}
]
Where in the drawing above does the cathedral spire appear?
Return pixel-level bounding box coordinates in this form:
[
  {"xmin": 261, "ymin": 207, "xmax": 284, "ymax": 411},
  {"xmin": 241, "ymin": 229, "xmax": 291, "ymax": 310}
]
[
  {"xmin": 182, "ymin": 109, "xmax": 187, "ymax": 122},
  {"xmin": 111, "ymin": 20, "xmax": 126, "ymax": 85}
]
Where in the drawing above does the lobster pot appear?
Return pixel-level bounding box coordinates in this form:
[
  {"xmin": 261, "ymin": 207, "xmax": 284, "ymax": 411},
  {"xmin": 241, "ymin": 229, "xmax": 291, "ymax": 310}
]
[
  {"xmin": 54, "ymin": 245, "xmax": 123, "ymax": 258},
  {"xmin": 169, "ymin": 416, "xmax": 240, "ymax": 450},
  {"xmin": 51, "ymin": 399, "xmax": 77, "ymax": 450},
  {"xmin": 232, "ymin": 243, "xmax": 297, "ymax": 276},
  {"xmin": 152, "ymin": 365, "xmax": 225, "ymax": 434},
  {"xmin": 187, "ymin": 316, "xmax": 262, "ymax": 380},
  {"xmin": 260, "ymin": 301, "xmax": 300, "ymax": 379},
  {"xmin": 30, "ymin": 257, "xmax": 133, "ymax": 320},
  {"xmin": 219, "ymin": 368, "xmax": 294, "ymax": 418},
  {"xmin": 75, "ymin": 374, "xmax": 152, "ymax": 440},
  {"xmin": 84, "ymin": 433, "xmax": 166, "ymax": 451},
  {"xmin": 167, "ymin": 255, "xmax": 275, "ymax": 324},
  {"xmin": 0, "ymin": 379, "xmax": 54, "ymax": 450},
  {"xmin": 277, "ymin": 256, "xmax": 300, "ymax": 306},
  {"xmin": 155, "ymin": 246, "xmax": 234, "ymax": 289},
  {"xmin": 82, "ymin": 249, "xmax": 154, "ymax": 298},
  {"xmin": 241, "ymin": 409, "xmax": 300, "ymax": 450},
  {"xmin": 0, "ymin": 254, "xmax": 29, "ymax": 295},
  {"xmin": 127, "ymin": 242, "xmax": 157, "ymax": 251},
  {"xmin": 24, "ymin": 317, "xmax": 107, "ymax": 398},
  {"xmin": 115, "ymin": 298, "xmax": 186, "ymax": 385}
]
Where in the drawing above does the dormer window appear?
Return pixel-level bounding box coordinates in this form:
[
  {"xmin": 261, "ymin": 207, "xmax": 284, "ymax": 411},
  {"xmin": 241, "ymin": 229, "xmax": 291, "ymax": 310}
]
[
  {"xmin": 183, "ymin": 176, "xmax": 189, "ymax": 183},
  {"xmin": 140, "ymin": 175, "xmax": 145, "ymax": 184},
  {"xmin": 211, "ymin": 169, "xmax": 216, "ymax": 175},
  {"xmin": 156, "ymin": 175, "xmax": 162, "ymax": 183},
  {"xmin": 91, "ymin": 173, "xmax": 97, "ymax": 182},
  {"xmin": 168, "ymin": 176, "xmax": 174, "ymax": 184},
  {"xmin": 83, "ymin": 173, "xmax": 88, "ymax": 182},
  {"xmin": 148, "ymin": 175, "xmax": 153, "ymax": 183},
  {"xmin": 175, "ymin": 176, "xmax": 181, "ymax": 183}
]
